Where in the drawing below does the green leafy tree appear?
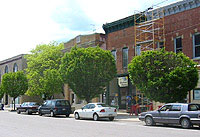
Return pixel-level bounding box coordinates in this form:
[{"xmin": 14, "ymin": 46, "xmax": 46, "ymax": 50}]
[
  {"xmin": 60, "ymin": 46, "xmax": 117, "ymax": 103},
  {"xmin": 25, "ymin": 42, "xmax": 64, "ymax": 99},
  {"xmin": 128, "ymin": 49, "xmax": 199, "ymax": 103},
  {"xmin": 0, "ymin": 86, "xmax": 4, "ymax": 100},
  {"xmin": 1, "ymin": 71, "xmax": 28, "ymax": 110}
]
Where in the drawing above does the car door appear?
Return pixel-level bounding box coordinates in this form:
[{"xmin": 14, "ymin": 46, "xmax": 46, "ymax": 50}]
[
  {"xmin": 156, "ymin": 105, "xmax": 172, "ymax": 123},
  {"xmin": 167, "ymin": 105, "xmax": 182, "ymax": 124},
  {"xmin": 87, "ymin": 104, "xmax": 96, "ymax": 118},
  {"xmin": 79, "ymin": 104, "xmax": 90, "ymax": 118},
  {"xmin": 41, "ymin": 101, "xmax": 51, "ymax": 114},
  {"xmin": 20, "ymin": 103, "xmax": 26, "ymax": 112}
]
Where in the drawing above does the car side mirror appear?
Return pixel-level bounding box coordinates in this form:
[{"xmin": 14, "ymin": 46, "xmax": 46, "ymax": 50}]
[
  {"xmin": 158, "ymin": 109, "xmax": 161, "ymax": 112},
  {"xmin": 81, "ymin": 107, "xmax": 84, "ymax": 110}
]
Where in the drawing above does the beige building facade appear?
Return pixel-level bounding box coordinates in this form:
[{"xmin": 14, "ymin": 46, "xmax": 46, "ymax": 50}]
[
  {"xmin": 63, "ymin": 33, "xmax": 106, "ymax": 109},
  {"xmin": 0, "ymin": 54, "xmax": 43, "ymax": 107}
]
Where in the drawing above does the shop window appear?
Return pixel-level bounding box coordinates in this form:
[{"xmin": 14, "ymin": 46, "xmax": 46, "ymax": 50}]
[
  {"xmin": 193, "ymin": 33, "xmax": 200, "ymax": 58},
  {"xmin": 193, "ymin": 89, "xmax": 200, "ymax": 100},
  {"xmin": 111, "ymin": 50, "xmax": 117, "ymax": 61},
  {"xmin": 13, "ymin": 63, "xmax": 18, "ymax": 72},
  {"xmin": 174, "ymin": 37, "xmax": 182, "ymax": 53},
  {"xmin": 122, "ymin": 47, "xmax": 128, "ymax": 68},
  {"xmin": 136, "ymin": 45, "xmax": 141, "ymax": 55},
  {"xmin": 5, "ymin": 65, "xmax": 8, "ymax": 73}
]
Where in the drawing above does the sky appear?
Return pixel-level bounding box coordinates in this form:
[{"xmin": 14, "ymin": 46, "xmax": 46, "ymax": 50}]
[{"xmin": 0, "ymin": 0, "xmax": 181, "ymax": 61}]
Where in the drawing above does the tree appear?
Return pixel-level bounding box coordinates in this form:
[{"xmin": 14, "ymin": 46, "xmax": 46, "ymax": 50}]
[
  {"xmin": 60, "ymin": 46, "xmax": 117, "ymax": 103},
  {"xmin": 25, "ymin": 42, "xmax": 64, "ymax": 99},
  {"xmin": 128, "ymin": 49, "xmax": 199, "ymax": 103},
  {"xmin": 1, "ymin": 71, "xmax": 28, "ymax": 110},
  {"xmin": 0, "ymin": 86, "xmax": 4, "ymax": 100}
]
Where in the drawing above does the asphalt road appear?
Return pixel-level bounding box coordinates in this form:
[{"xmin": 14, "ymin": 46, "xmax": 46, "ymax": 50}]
[{"xmin": 0, "ymin": 111, "xmax": 200, "ymax": 137}]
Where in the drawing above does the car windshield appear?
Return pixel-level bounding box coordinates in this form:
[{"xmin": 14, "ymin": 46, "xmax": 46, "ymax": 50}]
[
  {"xmin": 97, "ymin": 104, "xmax": 110, "ymax": 107},
  {"xmin": 56, "ymin": 100, "xmax": 69, "ymax": 106}
]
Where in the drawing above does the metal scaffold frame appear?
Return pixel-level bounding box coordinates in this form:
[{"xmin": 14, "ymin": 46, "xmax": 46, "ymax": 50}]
[
  {"xmin": 134, "ymin": 7, "xmax": 165, "ymax": 53},
  {"xmin": 133, "ymin": 7, "xmax": 166, "ymax": 106}
]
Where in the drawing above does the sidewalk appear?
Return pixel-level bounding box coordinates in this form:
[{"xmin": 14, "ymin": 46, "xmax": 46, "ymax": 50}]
[{"xmin": 116, "ymin": 110, "xmax": 140, "ymax": 122}]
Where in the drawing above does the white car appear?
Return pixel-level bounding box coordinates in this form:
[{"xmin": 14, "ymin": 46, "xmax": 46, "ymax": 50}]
[{"xmin": 74, "ymin": 103, "xmax": 117, "ymax": 121}]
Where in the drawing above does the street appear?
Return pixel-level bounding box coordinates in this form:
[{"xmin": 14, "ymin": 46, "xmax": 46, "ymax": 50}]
[{"xmin": 0, "ymin": 111, "xmax": 200, "ymax": 137}]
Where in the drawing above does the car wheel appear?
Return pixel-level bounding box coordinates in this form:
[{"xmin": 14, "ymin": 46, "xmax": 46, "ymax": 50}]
[
  {"xmin": 66, "ymin": 114, "xmax": 70, "ymax": 117},
  {"xmin": 93, "ymin": 113, "xmax": 99, "ymax": 121},
  {"xmin": 109, "ymin": 117, "xmax": 114, "ymax": 121},
  {"xmin": 181, "ymin": 118, "xmax": 191, "ymax": 129},
  {"xmin": 50, "ymin": 111, "xmax": 55, "ymax": 117},
  {"xmin": 75, "ymin": 113, "xmax": 80, "ymax": 120},
  {"xmin": 145, "ymin": 116, "xmax": 155, "ymax": 126},
  {"xmin": 17, "ymin": 109, "xmax": 21, "ymax": 114}
]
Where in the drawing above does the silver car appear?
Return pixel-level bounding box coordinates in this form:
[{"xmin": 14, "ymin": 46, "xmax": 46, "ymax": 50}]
[{"xmin": 139, "ymin": 103, "xmax": 200, "ymax": 128}]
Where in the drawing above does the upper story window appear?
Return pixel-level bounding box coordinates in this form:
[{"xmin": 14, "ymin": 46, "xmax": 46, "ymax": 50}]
[
  {"xmin": 136, "ymin": 45, "xmax": 141, "ymax": 56},
  {"xmin": 13, "ymin": 63, "xmax": 18, "ymax": 72},
  {"xmin": 122, "ymin": 47, "xmax": 128, "ymax": 68},
  {"xmin": 174, "ymin": 37, "xmax": 182, "ymax": 53},
  {"xmin": 157, "ymin": 41, "xmax": 164, "ymax": 49},
  {"xmin": 193, "ymin": 33, "xmax": 200, "ymax": 58},
  {"xmin": 76, "ymin": 36, "xmax": 81, "ymax": 43},
  {"xmin": 111, "ymin": 50, "xmax": 117, "ymax": 61},
  {"xmin": 5, "ymin": 65, "xmax": 8, "ymax": 73}
]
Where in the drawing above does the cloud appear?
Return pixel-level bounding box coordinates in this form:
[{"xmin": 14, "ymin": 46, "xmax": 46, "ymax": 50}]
[{"xmin": 51, "ymin": 0, "xmax": 95, "ymax": 32}]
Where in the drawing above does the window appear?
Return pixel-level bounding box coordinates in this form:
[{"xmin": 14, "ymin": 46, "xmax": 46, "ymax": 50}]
[
  {"xmin": 76, "ymin": 36, "xmax": 81, "ymax": 43},
  {"xmin": 136, "ymin": 45, "xmax": 141, "ymax": 55},
  {"xmin": 188, "ymin": 104, "xmax": 199, "ymax": 111},
  {"xmin": 174, "ymin": 37, "xmax": 182, "ymax": 53},
  {"xmin": 157, "ymin": 41, "xmax": 164, "ymax": 49},
  {"xmin": 111, "ymin": 50, "xmax": 116, "ymax": 61},
  {"xmin": 89, "ymin": 104, "xmax": 95, "ymax": 109},
  {"xmin": 193, "ymin": 89, "xmax": 200, "ymax": 100},
  {"xmin": 5, "ymin": 65, "xmax": 8, "ymax": 73},
  {"xmin": 169, "ymin": 105, "xmax": 181, "ymax": 111},
  {"xmin": 193, "ymin": 33, "xmax": 200, "ymax": 58},
  {"xmin": 160, "ymin": 105, "xmax": 172, "ymax": 111},
  {"xmin": 83, "ymin": 104, "xmax": 90, "ymax": 109},
  {"xmin": 122, "ymin": 47, "xmax": 128, "ymax": 68},
  {"xmin": 13, "ymin": 63, "xmax": 18, "ymax": 72}
]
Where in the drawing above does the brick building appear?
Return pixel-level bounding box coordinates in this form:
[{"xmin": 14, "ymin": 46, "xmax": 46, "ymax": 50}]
[
  {"xmin": 63, "ymin": 33, "xmax": 106, "ymax": 109},
  {"xmin": 103, "ymin": 0, "xmax": 200, "ymax": 109}
]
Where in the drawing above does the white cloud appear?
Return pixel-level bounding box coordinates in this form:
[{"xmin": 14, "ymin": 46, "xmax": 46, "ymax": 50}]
[{"xmin": 0, "ymin": 0, "xmax": 180, "ymax": 61}]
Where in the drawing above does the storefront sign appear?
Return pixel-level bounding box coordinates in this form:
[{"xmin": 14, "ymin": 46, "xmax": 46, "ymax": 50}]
[{"xmin": 118, "ymin": 76, "xmax": 128, "ymax": 87}]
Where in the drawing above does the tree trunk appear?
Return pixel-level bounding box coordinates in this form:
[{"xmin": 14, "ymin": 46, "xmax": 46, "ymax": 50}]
[{"xmin": 13, "ymin": 97, "xmax": 16, "ymax": 111}]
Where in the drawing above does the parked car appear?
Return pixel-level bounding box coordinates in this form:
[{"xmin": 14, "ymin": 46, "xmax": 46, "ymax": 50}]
[
  {"xmin": 74, "ymin": 103, "xmax": 117, "ymax": 121},
  {"xmin": 38, "ymin": 99, "xmax": 72, "ymax": 117},
  {"xmin": 17, "ymin": 102, "xmax": 39, "ymax": 114},
  {"xmin": 139, "ymin": 103, "xmax": 200, "ymax": 128}
]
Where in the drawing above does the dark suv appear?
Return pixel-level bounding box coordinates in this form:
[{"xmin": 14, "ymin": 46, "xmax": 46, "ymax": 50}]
[{"xmin": 38, "ymin": 99, "xmax": 72, "ymax": 117}]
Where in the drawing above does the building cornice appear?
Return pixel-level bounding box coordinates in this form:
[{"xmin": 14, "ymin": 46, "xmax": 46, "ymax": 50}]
[
  {"xmin": 147, "ymin": 0, "xmax": 200, "ymax": 20},
  {"xmin": 0, "ymin": 54, "xmax": 26, "ymax": 65}
]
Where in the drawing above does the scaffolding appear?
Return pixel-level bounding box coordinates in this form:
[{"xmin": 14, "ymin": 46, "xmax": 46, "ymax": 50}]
[
  {"xmin": 134, "ymin": 7, "xmax": 166, "ymax": 106},
  {"xmin": 134, "ymin": 7, "xmax": 165, "ymax": 53}
]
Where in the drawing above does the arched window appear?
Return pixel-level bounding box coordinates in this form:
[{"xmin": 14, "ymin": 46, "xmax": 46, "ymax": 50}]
[
  {"xmin": 5, "ymin": 65, "xmax": 8, "ymax": 73},
  {"xmin": 0, "ymin": 70, "xmax": 1, "ymax": 82},
  {"xmin": 13, "ymin": 63, "xmax": 18, "ymax": 72}
]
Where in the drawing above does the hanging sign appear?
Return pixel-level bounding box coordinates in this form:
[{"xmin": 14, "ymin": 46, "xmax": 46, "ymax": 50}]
[{"xmin": 118, "ymin": 76, "xmax": 128, "ymax": 87}]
